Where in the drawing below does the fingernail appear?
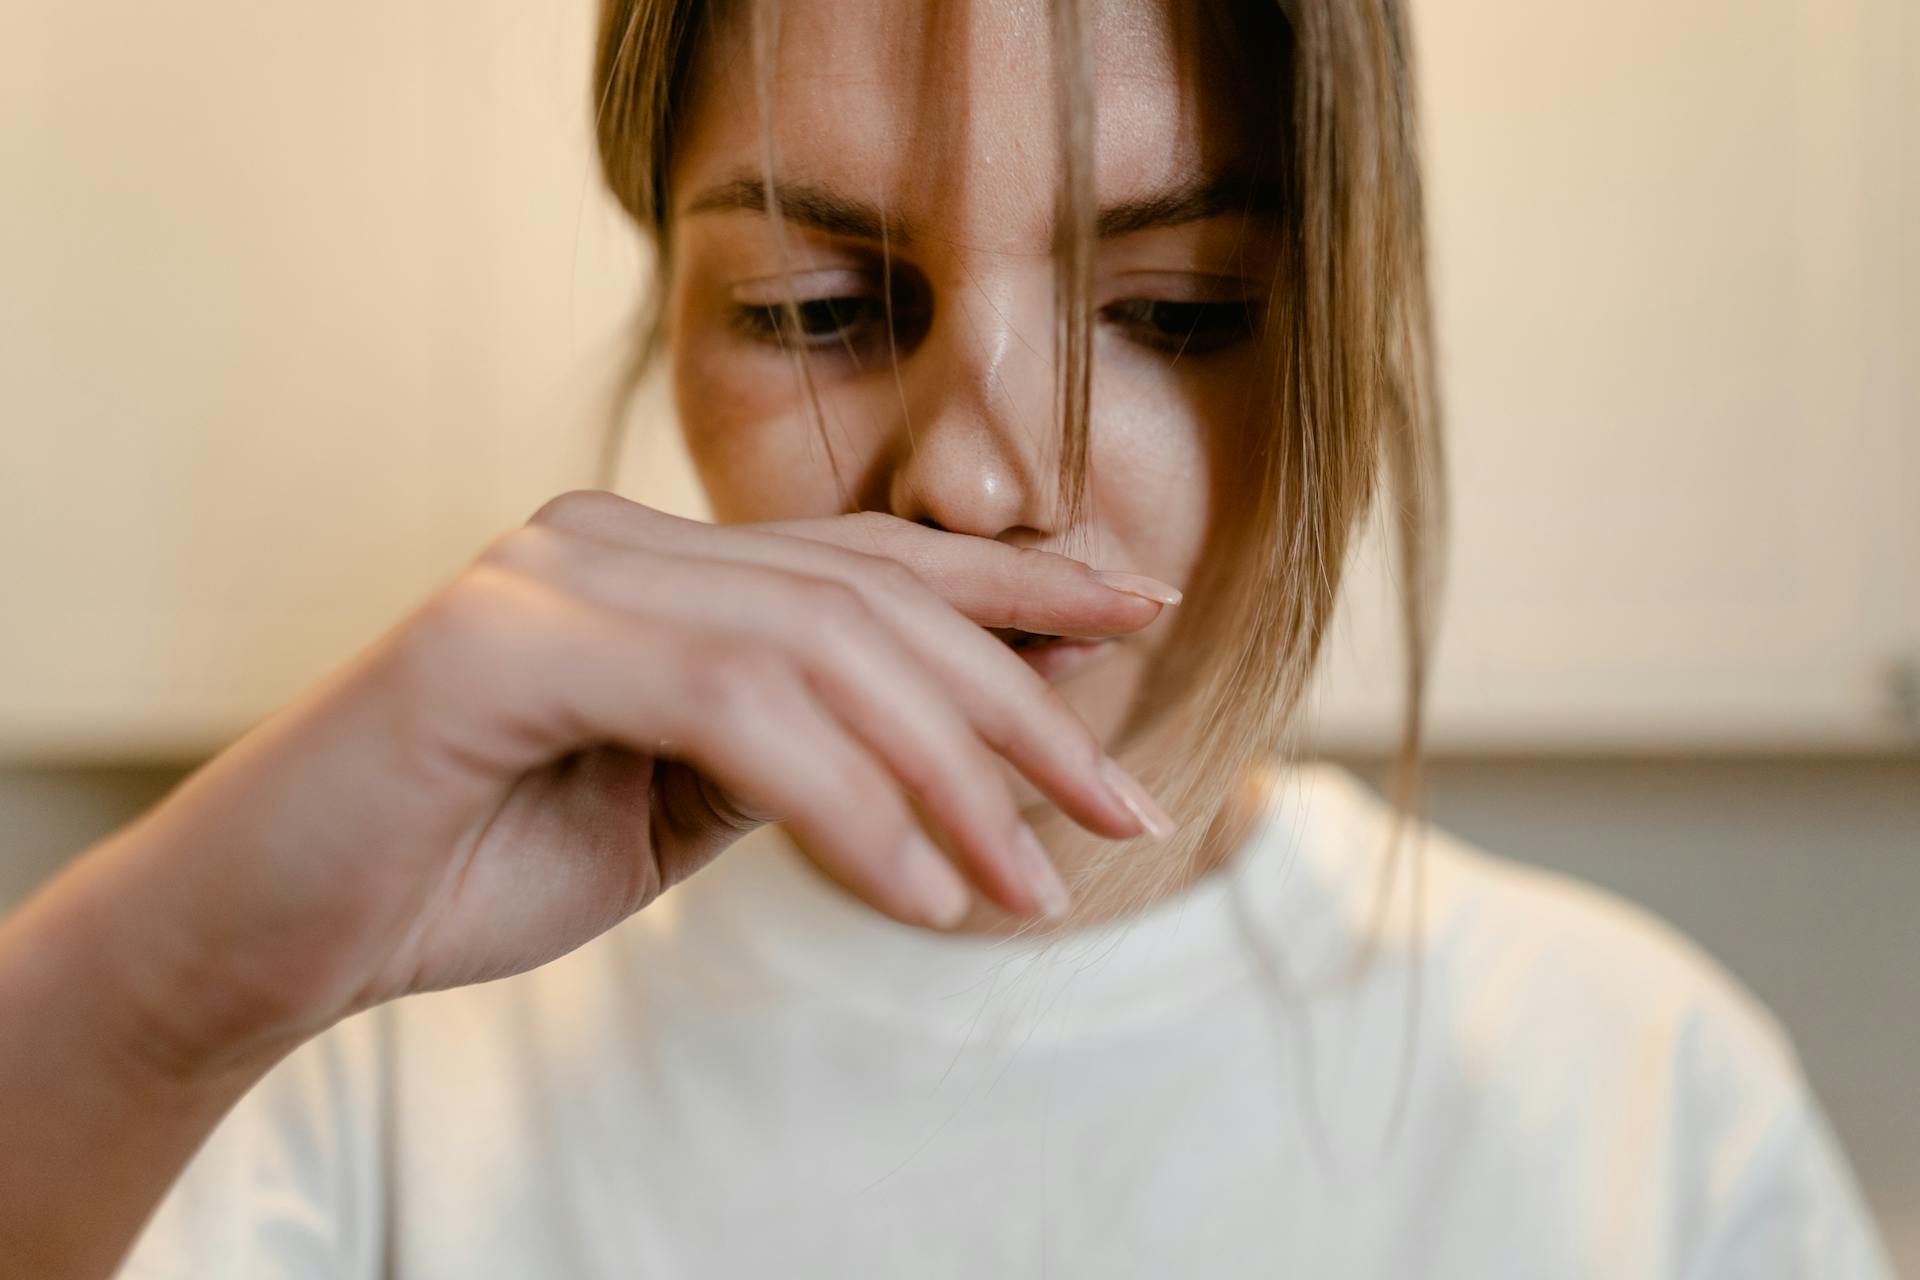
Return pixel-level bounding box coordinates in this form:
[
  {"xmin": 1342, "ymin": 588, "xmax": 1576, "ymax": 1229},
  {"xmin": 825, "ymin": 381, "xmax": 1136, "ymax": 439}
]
[
  {"xmin": 1012, "ymin": 823, "xmax": 1072, "ymax": 920},
  {"xmin": 900, "ymin": 830, "xmax": 972, "ymax": 928},
  {"xmin": 1089, "ymin": 570, "xmax": 1183, "ymax": 606},
  {"xmin": 1098, "ymin": 756, "xmax": 1177, "ymax": 840}
]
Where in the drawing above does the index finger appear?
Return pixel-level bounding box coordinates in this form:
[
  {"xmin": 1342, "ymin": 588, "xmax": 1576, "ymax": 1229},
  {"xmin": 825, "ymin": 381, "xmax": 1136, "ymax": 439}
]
[
  {"xmin": 523, "ymin": 491, "xmax": 1177, "ymax": 840},
  {"xmin": 528, "ymin": 492, "xmax": 1180, "ymax": 630},
  {"xmin": 754, "ymin": 512, "xmax": 1182, "ymax": 637}
]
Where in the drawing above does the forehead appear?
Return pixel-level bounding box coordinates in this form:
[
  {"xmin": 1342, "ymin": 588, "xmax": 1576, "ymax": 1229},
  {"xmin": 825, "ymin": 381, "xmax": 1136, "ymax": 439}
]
[{"xmin": 669, "ymin": 0, "xmax": 1262, "ymax": 250}]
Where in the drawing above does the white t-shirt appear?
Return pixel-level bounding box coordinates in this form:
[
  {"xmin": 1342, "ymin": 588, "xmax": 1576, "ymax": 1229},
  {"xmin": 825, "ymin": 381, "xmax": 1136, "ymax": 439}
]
[{"xmin": 119, "ymin": 761, "xmax": 1894, "ymax": 1278}]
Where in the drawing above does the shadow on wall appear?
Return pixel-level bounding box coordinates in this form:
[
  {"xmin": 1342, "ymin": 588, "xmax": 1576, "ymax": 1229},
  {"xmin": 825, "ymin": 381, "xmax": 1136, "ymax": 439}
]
[{"xmin": 0, "ymin": 765, "xmax": 190, "ymax": 909}]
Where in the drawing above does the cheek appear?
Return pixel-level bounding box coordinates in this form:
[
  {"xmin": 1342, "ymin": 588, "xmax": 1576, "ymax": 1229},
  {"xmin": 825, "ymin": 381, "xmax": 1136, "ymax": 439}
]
[
  {"xmin": 670, "ymin": 328, "xmax": 840, "ymax": 523},
  {"xmin": 1090, "ymin": 361, "xmax": 1242, "ymax": 583}
]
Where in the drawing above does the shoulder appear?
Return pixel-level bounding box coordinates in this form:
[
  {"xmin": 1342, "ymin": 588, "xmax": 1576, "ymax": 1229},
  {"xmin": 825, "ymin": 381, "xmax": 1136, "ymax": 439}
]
[
  {"xmin": 1427, "ymin": 814, "xmax": 1795, "ymax": 1083},
  {"xmin": 1428, "ymin": 835, "xmax": 1891, "ymax": 1275},
  {"xmin": 1416, "ymin": 813, "xmax": 1809, "ymax": 1169},
  {"xmin": 1285, "ymin": 764, "xmax": 1894, "ymax": 1277},
  {"xmin": 1284, "ymin": 764, "xmax": 1801, "ymax": 1083}
]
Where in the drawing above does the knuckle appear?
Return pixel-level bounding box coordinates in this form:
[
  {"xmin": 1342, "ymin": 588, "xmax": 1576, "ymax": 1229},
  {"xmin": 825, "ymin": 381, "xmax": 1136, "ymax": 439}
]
[
  {"xmin": 902, "ymin": 737, "xmax": 986, "ymax": 808},
  {"xmin": 810, "ymin": 762, "xmax": 876, "ymax": 821},
  {"xmin": 525, "ymin": 487, "xmax": 639, "ymax": 532},
  {"xmin": 999, "ymin": 668, "xmax": 1091, "ymax": 751},
  {"xmin": 419, "ymin": 569, "xmax": 536, "ymax": 659},
  {"xmin": 394, "ymin": 568, "xmax": 534, "ymax": 700},
  {"xmin": 1053, "ymin": 698, "xmax": 1107, "ymax": 763},
  {"xmin": 798, "ymin": 573, "xmax": 864, "ymax": 610},
  {"xmin": 835, "ymin": 548, "xmax": 928, "ymax": 609},
  {"xmin": 383, "ymin": 569, "xmax": 575, "ymax": 777},
  {"xmin": 1009, "ymin": 543, "xmax": 1065, "ymax": 579},
  {"xmin": 1031, "ymin": 680, "xmax": 1087, "ymax": 737},
  {"xmin": 864, "ymin": 555, "xmax": 924, "ymax": 598},
  {"xmin": 683, "ymin": 638, "xmax": 793, "ymax": 721},
  {"xmin": 842, "ymin": 509, "xmax": 904, "ymax": 541},
  {"xmin": 792, "ymin": 577, "xmax": 872, "ymax": 640},
  {"xmin": 475, "ymin": 525, "xmax": 562, "ymax": 577}
]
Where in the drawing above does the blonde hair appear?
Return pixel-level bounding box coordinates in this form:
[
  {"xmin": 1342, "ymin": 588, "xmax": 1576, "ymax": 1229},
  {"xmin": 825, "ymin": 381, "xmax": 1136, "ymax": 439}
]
[{"xmin": 589, "ymin": 0, "xmax": 1446, "ymax": 967}]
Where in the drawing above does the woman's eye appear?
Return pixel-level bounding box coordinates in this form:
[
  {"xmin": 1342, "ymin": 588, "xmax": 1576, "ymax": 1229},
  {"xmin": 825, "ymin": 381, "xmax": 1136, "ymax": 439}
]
[
  {"xmin": 1102, "ymin": 298, "xmax": 1258, "ymax": 356},
  {"xmin": 734, "ymin": 295, "xmax": 889, "ymax": 348}
]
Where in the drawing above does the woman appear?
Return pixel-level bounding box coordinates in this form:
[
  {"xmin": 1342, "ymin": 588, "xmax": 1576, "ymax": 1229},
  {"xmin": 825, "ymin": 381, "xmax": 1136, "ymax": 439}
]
[{"xmin": 0, "ymin": 0, "xmax": 1893, "ymax": 1275}]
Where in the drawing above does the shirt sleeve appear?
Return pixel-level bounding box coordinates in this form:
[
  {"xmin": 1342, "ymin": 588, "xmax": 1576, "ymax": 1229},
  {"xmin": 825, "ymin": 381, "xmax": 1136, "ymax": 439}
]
[
  {"xmin": 1680, "ymin": 1087, "xmax": 1897, "ymax": 1280},
  {"xmin": 1668, "ymin": 974, "xmax": 1898, "ymax": 1280},
  {"xmin": 114, "ymin": 1008, "xmax": 389, "ymax": 1280}
]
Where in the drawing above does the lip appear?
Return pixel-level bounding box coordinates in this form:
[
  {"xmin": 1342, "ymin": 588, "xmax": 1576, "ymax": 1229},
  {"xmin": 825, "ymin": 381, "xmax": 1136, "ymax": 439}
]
[{"xmin": 1008, "ymin": 636, "xmax": 1114, "ymax": 681}]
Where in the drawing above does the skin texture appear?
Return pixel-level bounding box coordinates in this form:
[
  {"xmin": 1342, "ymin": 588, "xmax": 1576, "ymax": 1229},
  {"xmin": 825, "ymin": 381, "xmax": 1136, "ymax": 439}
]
[
  {"xmin": 0, "ymin": 1, "xmax": 1283, "ymax": 1274},
  {"xmin": 664, "ymin": 0, "xmax": 1282, "ymax": 922}
]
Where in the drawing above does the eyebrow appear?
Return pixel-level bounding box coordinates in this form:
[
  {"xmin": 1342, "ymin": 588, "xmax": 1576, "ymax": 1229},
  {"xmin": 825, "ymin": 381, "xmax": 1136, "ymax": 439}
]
[
  {"xmin": 682, "ymin": 172, "xmax": 1284, "ymax": 244},
  {"xmin": 685, "ymin": 177, "xmax": 912, "ymax": 243},
  {"xmin": 1094, "ymin": 173, "xmax": 1286, "ymax": 237}
]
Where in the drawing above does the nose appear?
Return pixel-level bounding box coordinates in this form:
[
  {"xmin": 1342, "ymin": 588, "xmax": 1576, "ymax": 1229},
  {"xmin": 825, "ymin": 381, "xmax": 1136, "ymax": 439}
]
[{"xmin": 883, "ymin": 273, "xmax": 1059, "ymax": 544}]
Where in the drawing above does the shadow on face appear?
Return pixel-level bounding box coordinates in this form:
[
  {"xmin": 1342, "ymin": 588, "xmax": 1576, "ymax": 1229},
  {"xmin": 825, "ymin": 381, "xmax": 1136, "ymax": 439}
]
[{"xmin": 661, "ymin": 0, "xmax": 1288, "ymax": 755}]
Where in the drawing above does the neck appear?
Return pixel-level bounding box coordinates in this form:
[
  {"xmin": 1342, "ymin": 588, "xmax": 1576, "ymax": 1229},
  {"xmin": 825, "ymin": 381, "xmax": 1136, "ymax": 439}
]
[{"xmin": 947, "ymin": 757, "xmax": 1268, "ymax": 938}]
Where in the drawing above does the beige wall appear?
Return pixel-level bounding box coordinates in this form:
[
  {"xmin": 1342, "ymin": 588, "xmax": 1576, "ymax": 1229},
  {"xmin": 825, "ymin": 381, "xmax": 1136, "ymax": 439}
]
[{"xmin": 6, "ymin": 0, "xmax": 1915, "ymax": 761}]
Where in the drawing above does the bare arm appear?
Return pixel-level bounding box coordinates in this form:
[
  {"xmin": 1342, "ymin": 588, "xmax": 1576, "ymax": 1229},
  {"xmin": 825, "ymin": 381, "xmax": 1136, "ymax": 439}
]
[
  {"xmin": 0, "ymin": 823, "xmax": 300, "ymax": 1279},
  {"xmin": 0, "ymin": 491, "xmax": 1176, "ymax": 1277}
]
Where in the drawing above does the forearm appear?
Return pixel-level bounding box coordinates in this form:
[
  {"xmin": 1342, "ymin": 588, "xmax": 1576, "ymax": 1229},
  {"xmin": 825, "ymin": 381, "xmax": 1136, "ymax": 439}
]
[{"xmin": 0, "ymin": 829, "xmax": 297, "ymax": 1279}]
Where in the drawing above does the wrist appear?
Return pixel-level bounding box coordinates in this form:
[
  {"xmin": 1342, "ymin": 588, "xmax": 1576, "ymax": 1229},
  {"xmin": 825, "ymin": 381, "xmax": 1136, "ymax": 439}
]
[
  {"xmin": 0, "ymin": 828, "xmax": 299, "ymax": 1279},
  {"xmin": 25, "ymin": 819, "xmax": 314, "ymax": 1090}
]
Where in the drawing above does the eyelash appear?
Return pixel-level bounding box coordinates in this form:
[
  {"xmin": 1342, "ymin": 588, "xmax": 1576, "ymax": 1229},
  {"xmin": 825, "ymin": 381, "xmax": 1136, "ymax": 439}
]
[
  {"xmin": 729, "ymin": 292, "xmax": 1259, "ymax": 357},
  {"xmin": 731, "ymin": 296, "xmax": 893, "ymax": 349},
  {"xmin": 1099, "ymin": 298, "xmax": 1260, "ymax": 356}
]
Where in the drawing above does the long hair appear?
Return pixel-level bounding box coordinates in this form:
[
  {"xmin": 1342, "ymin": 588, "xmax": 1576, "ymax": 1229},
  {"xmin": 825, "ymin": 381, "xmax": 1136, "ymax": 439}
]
[{"xmin": 589, "ymin": 0, "xmax": 1447, "ymax": 987}]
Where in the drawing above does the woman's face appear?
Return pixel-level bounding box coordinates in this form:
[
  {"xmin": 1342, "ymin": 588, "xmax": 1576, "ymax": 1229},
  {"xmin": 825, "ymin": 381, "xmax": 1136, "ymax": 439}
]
[{"xmin": 663, "ymin": 0, "xmax": 1280, "ymax": 783}]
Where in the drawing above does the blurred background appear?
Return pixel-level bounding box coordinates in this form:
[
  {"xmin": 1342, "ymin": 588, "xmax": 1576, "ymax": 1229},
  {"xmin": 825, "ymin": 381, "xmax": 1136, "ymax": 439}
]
[{"xmin": 2, "ymin": 0, "xmax": 1915, "ymax": 1266}]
